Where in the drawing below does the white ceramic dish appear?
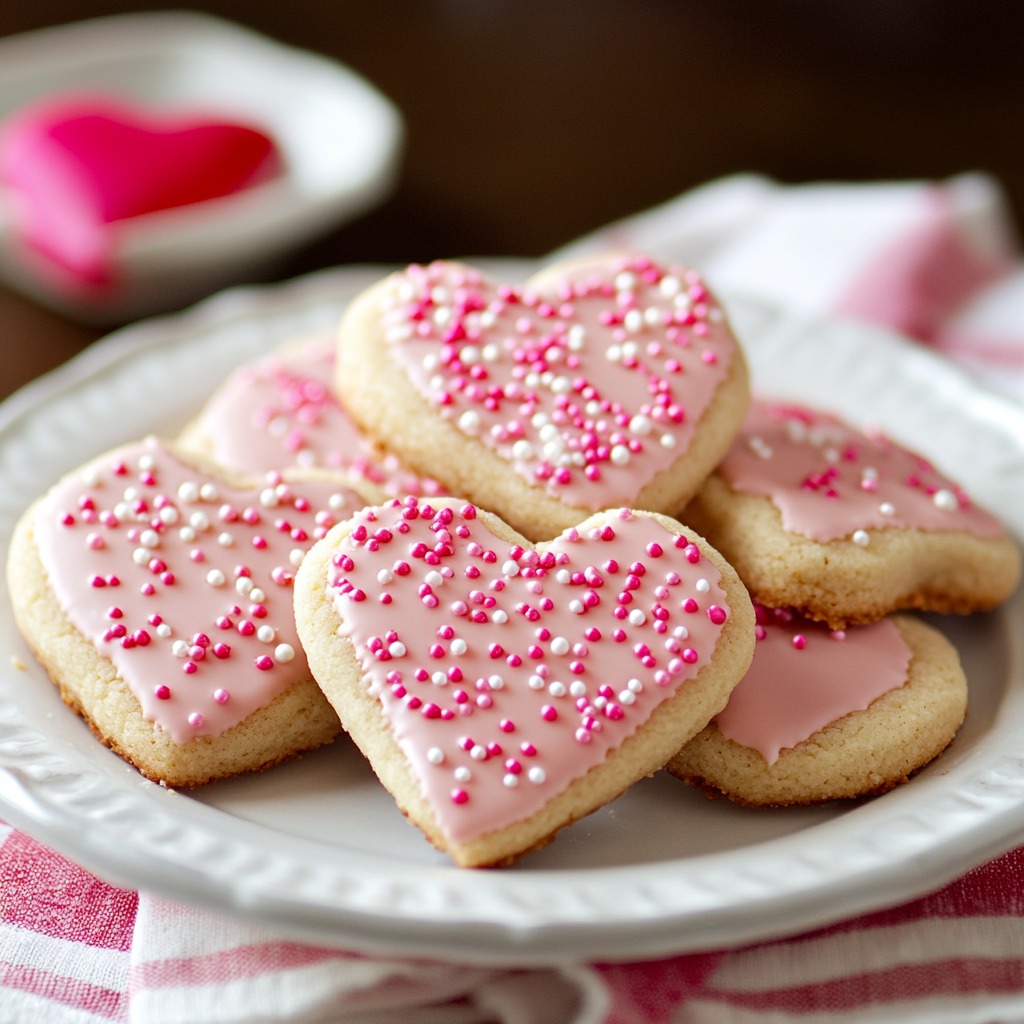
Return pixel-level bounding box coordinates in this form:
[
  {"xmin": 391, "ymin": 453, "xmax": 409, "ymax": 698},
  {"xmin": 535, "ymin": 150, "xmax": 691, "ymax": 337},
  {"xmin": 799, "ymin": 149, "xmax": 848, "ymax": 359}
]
[
  {"xmin": 1, "ymin": 263, "xmax": 1023, "ymax": 966},
  {"xmin": 0, "ymin": 12, "xmax": 402, "ymax": 323}
]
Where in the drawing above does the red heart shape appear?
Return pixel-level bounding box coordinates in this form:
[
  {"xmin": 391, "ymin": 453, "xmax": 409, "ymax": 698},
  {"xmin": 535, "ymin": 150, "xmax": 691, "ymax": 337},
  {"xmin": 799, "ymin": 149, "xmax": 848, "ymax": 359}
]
[
  {"xmin": 16, "ymin": 438, "xmax": 370, "ymax": 785},
  {"xmin": 297, "ymin": 496, "xmax": 754, "ymax": 866},
  {"xmin": 0, "ymin": 93, "xmax": 277, "ymax": 287}
]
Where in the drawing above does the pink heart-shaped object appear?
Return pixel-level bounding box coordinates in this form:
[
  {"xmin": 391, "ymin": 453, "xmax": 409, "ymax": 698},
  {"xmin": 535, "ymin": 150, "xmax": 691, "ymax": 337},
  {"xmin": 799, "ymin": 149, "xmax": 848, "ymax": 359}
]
[
  {"xmin": 0, "ymin": 93, "xmax": 278, "ymax": 287},
  {"xmin": 336, "ymin": 255, "xmax": 750, "ymax": 540},
  {"xmin": 18, "ymin": 438, "xmax": 373, "ymax": 785},
  {"xmin": 296, "ymin": 496, "xmax": 754, "ymax": 866}
]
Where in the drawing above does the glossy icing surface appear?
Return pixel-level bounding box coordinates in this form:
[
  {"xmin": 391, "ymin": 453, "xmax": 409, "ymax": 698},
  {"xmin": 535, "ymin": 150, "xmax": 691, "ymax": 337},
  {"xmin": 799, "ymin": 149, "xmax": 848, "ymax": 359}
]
[
  {"xmin": 193, "ymin": 335, "xmax": 442, "ymax": 495},
  {"xmin": 34, "ymin": 438, "xmax": 365, "ymax": 743},
  {"xmin": 714, "ymin": 606, "xmax": 912, "ymax": 764},
  {"xmin": 378, "ymin": 255, "xmax": 740, "ymax": 509},
  {"xmin": 326, "ymin": 499, "xmax": 734, "ymax": 844},
  {"xmin": 718, "ymin": 400, "xmax": 1006, "ymax": 541}
]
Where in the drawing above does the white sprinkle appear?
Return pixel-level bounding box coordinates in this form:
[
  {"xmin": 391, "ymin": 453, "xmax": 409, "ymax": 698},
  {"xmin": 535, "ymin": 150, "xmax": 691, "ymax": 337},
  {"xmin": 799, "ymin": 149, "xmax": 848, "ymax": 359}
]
[
  {"xmin": 257, "ymin": 625, "xmax": 276, "ymax": 644},
  {"xmin": 628, "ymin": 609, "xmax": 647, "ymax": 626},
  {"xmin": 388, "ymin": 641, "xmax": 406, "ymax": 658},
  {"xmin": 206, "ymin": 569, "xmax": 226, "ymax": 587},
  {"xmin": 218, "ymin": 532, "xmax": 234, "ymax": 547},
  {"xmin": 427, "ymin": 746, "xmax": 444, "ymax": 765},
  {"xmin": 236, "ymin": 576, "xmax": 254, "ymax": 596},
  {"xmin": 139, "ymin": 529, "xmax": 160, "ymax": 549},
  {"xmin": 424, "ymin": 570, "xmax": 444, "ymax": 587},
  {"xmin": 451, "ymin": 638, "xmax": 468, "ymax": 656},
  {"xmin": 610, "ymin": 445, "xmax": 631, "ymax": 466},
  {"xmin": 695, "ymin": 578, "xmax": 710, "ymax": 593},
  {"xmin": 454, "ymin": 766, "xmax": 472, "ymax": 782},
  {"xmin": 458, "ymin": 410, "xmax": 481, "ymax": 434},
  {"xmin": 852, "ymin": 529, "xmax": 870, "ymax": 547},
  {"xmin": 933, "ymin": 489, "xmax": 958, "ymax": 511},
  {"xmin": 502, "ymin": 560, "xmax": 520, "ymax": 577},
  {"xmin": 550, "ymin": 637, "xmax": 570, "ymax": 655},
  {"xmin": 548, "ymin": 681, "xmax": 567, "ymax": 698},
  {"xmin": 377, "ymin": 568, "xmax": 394, "ymax": 585},
  {"xmin": 172, "ymin": 640, "xmax": 190, "ymax": 658},
  {"xmin": 503, "ymin": 774, "xmax": 519, "ymax": 788},
  {"xmin": 274, "ymin": 643, "xmax": 295, "ymax": 663},
  {"xmin": 879, "ymin": 502, "xmax": 896, "ymax": 516},
  {"xmin": 528, "ymin": 766, "xmax": 547, "ymax": 784}
]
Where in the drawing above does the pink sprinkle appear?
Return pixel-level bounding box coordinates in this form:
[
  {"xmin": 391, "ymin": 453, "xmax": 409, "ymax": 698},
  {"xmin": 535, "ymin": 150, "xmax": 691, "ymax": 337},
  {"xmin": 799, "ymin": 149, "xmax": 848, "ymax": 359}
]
[
  {"xmin": 188, "ymin": 713, "xmax": 204, "ymax": 729},
  {"xmin": 213, "ymin": 688, "xmax": 230, "ymax": 704}
]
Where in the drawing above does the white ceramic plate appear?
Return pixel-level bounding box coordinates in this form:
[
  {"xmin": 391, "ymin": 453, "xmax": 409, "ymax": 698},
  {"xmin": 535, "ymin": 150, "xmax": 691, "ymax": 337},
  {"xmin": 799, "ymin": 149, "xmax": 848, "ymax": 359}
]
[
  {"xmin": 1, "ymin": 263, "xmax": 1023, "ymax": 966},
  {"xmin": 0, "ymin": 12, "xmax": 402, "ymax": 323}
]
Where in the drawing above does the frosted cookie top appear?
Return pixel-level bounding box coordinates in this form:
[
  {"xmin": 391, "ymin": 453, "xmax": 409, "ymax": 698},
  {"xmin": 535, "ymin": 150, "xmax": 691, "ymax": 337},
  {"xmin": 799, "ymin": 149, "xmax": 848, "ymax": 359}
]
[
  {"xmin": 714, "ymin": 605, "xmax": 913, "ymax": 764},
  {"xmin": 34, "ymin": 438, "xmax": 369, "ymax": 744},
  {"xmin": 189, "ymin": 335, "xmax": 442, "ymax": 496},
  {"xmin": 717, "ymin": 400, "xmax": 1006, "ymax": 542},
  {"xmin": 377, "ymin": 255, "xmax": 743, "ymax": 509},
  {"xmin": 325, "ymin": 498, "xmax": 736, "ymax": 845}
]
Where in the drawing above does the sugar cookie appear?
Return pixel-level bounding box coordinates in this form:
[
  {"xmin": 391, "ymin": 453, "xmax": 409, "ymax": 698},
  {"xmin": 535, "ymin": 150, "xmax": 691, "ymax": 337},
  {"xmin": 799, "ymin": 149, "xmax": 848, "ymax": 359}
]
[
  {"xmin": 295, "ymin": 497, "xmax": 755, "ymax": 866},
  {"xmin": 335, "ymin": 254, "xmax": 750, "ymax": 541},
  {"xmin": 667, "ymin": 609, "xmax": 967, "ymax": 806},
  {"xmin": 683, "ymin": 400, "xmax": 1020, "ymax": 626},
  {"xmin": 7, "ymin": 437, "xmax": 382, "ymax": 787}
]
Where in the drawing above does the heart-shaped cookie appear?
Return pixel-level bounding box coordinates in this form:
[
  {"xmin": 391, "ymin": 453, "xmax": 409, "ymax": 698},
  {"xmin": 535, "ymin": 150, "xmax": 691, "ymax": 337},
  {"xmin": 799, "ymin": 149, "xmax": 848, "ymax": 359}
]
[
  {"xmin": 0, "ymin": 93, "xmax": 277, "ymax": 287},
  {"xmin": 335, "ymin": 254, "xmax": 750, "ymax": 540},
  {"xmin": 179, "ymin": 333, "xmax": 445, "ymax": 497},
  {"xmin": 7, "ymin": 437, "xmax": 380, "ymax": 787},
  {"xmin": 295, "ymin": 496, "xmax": 754, "ymax": 866},
  {"xmin": 668, "ymin": 609, "xmax": 967, "ymax": 806}
]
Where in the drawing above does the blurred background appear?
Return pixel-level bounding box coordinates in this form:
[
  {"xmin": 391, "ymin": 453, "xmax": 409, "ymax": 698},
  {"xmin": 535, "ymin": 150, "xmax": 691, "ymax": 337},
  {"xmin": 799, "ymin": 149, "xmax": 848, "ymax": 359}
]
[{"xmin": 2, "ymin": 0, "xmax": 1024, "ymax": 388}]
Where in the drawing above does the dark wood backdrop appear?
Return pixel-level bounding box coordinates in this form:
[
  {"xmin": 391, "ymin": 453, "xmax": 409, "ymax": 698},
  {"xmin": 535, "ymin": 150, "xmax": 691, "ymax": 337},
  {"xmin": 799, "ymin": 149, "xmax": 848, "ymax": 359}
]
[{"xmin": 3, "ymin": 0, "xmax": 1024, "ymax": 397}]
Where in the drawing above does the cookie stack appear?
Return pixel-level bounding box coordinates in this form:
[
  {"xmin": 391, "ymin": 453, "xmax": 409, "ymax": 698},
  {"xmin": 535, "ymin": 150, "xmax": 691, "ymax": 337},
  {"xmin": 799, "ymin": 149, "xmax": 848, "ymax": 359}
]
[
  {"xmin": 8, "ymin": 253, "xmax": 1019, "ymax": 867},
  {"xmin": 668, "ymin": 396, "xmax": 1020, "ymax": 805}
]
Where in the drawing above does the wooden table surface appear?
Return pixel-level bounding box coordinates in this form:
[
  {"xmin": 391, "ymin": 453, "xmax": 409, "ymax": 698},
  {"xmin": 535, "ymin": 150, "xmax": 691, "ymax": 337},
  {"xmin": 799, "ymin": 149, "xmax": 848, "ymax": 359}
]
[{"xmin": 2, "ymin": 0, "xmax": 1023, "ymax": 402}]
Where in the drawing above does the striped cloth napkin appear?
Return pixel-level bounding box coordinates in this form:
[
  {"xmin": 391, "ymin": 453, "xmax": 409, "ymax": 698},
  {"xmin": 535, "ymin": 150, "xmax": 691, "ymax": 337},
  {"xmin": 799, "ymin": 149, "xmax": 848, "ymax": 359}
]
[{"xmin": 3, "ymin": 173, "xmax": 1024, "ymax": 1023}]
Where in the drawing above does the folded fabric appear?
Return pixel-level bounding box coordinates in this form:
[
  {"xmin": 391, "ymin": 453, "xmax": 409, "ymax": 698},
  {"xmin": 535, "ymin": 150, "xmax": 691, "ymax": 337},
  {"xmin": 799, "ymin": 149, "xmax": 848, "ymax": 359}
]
[
  {"xmin": 4, "ymin": 172, "xmax": 1024, "ymax": 1023},
  {"xmin": 555, "ymin": 172, "xmax": 1024, "ymax": 401}
]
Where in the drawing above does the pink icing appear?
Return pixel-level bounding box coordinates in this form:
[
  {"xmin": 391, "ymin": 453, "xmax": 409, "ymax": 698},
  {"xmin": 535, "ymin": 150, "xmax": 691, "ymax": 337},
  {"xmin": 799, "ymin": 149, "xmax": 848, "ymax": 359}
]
[
  {"xmin": 0, "ymin": 93, "xmax": 278, "ymax": 288},
  {"xmin": 326, "ymin": 498, "xmax": 733, "ymax": 846},
  {"xmin": 718, "ymin": 400, "xmax": 1006, "ymax": 541},
  {"xmin": 378, "ymin": 255, "xmax": 739, "ymax": 509},
  {"xmin": 34, "ymin": 438, "xmax": 367, "ymax": 744},
  {"xmin": 713, "ymin": 606, "xmax": 912, "ymax": 764},
  {"xmin": 193, "ymin": 335, "xmax": 443, "ymax": 496}
]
